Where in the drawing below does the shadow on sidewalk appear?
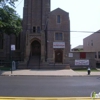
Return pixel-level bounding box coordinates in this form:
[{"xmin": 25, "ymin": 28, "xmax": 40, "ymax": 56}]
[
  {"xmin": 28, "ymin": 69, "xmax": 72, "ymax": 71},
  {"xmin": 0, "ymin": 70, "xmax": 12, "ymax": 76}
]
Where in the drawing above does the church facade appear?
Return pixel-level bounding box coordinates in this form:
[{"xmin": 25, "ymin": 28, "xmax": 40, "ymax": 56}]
[{"xmin": 0, "ymin": 0, "xmax": 70, "ymax": 69}]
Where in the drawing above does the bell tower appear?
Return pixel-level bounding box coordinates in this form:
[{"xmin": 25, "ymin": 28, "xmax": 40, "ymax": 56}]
[
  {"xmin": 23, "ymin": 0, "xmax": 50, "ymax": 33},
  {"xmin": 22, "ymin": 0, "xmax": 50, "ymax": 67}
]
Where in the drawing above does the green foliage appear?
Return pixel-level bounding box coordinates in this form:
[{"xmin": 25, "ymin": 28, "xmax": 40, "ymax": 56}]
[
  {"xmin": 78, "ymin": 49, "xmax": 83, "ymax": 51},
  {"xmin": 0, "ymin": 66, "xmax": 11, "ymax": 71},
  {"xmin": 0, "ymin": 0, "xmax": 22, "ymax": 36},
  {"xmin": 0, "ymin": 0, "xmax": 18, "ymax": 7}
]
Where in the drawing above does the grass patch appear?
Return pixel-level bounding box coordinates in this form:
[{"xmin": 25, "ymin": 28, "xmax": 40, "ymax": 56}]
[{"xmin": 0, "ymin": 66, "xmax": 11, "ymax": 71}]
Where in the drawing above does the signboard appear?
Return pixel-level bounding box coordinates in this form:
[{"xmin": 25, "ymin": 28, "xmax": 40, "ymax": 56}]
[
  {"xmin": 75, "ymin": 60, "xmax": 89, "ymax": 65},
  {"xmin": 11, "ymin": 45, "xmax": 15, "ymax": 51},
  {"xmin": 53, "ymin": 42, "xmax": 65, "ymax": 48},
  {"xmin": 69, "ymin": 53, "xmax": 73, "ymax": 57}
]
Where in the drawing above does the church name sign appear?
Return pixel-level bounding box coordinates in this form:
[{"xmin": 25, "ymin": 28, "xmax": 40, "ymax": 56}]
[
  {"xmin": 75, "ymin": 60, "xmax": 89, "ymax": 65},
  {"xmin": 53, "ymin": 42, "xmax": 65, "ymax": 48}
]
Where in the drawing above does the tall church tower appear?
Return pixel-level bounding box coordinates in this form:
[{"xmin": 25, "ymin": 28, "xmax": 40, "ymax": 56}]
[
  {"xmin": 22, "ymin": 0, "xmax": 50, "ymax": 68},
  {"xmin": 23, "ymin": 0, "xmax": 50, "ymax": 31}
]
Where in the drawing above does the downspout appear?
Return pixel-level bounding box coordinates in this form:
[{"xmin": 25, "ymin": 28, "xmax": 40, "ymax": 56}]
[
  {"xmin": 41, "ymin": 0, "xmax": 43, "ymax": 30},
  {"xmin": 45, "ymin": 17, "xmax": 48, "ymax": 62}
]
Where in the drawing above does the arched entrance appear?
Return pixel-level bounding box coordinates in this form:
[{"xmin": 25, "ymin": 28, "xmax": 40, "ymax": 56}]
[
  {"xmin": 31, "ymin": 40, "xmax": 41, "ymax": 56},
  {"xmin": 28, "ymin": 40, "xmax": 41, "ymax": 69},
  {"xmin": 55, "ymin": 50, "xmax": 63, "ymax": 63}
]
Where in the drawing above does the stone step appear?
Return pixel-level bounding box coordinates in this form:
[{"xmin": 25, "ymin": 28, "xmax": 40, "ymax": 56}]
[{"xmin": 28, "ymin": 56, "xmax": 41, "ymax": 68}]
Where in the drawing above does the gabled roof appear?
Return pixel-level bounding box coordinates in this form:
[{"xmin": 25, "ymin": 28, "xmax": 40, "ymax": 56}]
[
  {"xmin": 94, "ymin": 30, "xmax": 100, "ymax": 34},
  {"xmin": 72, "ymin": 45, "xmax": 83, "ymax": 49},
  {"xmin": 84, "ymin": 29, "xmax": 100, "ymax": 40},
  {"xmin": 50, "ymin": 8, "xmax": 69, "ymax": 14}
]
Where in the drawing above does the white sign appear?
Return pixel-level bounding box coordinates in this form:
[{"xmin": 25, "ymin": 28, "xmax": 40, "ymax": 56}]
[
  {"xmin": 75, "ymin": 60, "xmax": 89, "ymax": 65},
  {"xmin": 11, "ymin": 45, "xmax": 15, "ymax": 51},
  {"xmin": 69, "ymin": 53, "xmax": 73, "ymax": 57},
  {"xmin": 53, "ymin": 42, "xmax": 65, "ymax": 48}
]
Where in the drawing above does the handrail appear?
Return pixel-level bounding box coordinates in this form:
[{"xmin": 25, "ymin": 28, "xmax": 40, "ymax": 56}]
[
  {"xmin": 27, "ymin": 52, "xmax": 31, "ymax": 68},
  {"xmin": 38, "ymin": 54, "xmax": 41, "ymax": 69}
]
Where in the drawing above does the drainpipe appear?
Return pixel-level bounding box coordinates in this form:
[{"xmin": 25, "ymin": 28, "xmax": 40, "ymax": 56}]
[
  {"xmin": 41, "ymin": 0, "xmax": 43, "ymax": 30},
  {"xmin": 45, "ymin": 17, "xmax": 48, "ymax": 62}
]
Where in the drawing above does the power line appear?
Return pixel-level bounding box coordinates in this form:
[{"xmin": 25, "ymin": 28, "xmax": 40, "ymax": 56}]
[
  {"xmin": 47, "ymin": 30, "xmax": 100, "ymax": 33},
  {"xmin": 25, "ymin": 29, "xmax": 100, "ymax": 33},
  {"xmin": 1, "ymin": 27, "xmax": 100, "ymax": 33},
  {"xmin": 16, "ymin": 0, "xmax": 23, "ymax": 8}
]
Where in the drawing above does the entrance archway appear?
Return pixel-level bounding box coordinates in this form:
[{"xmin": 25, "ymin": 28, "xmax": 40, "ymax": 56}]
[
  {"xmin": 31, "ymin": 40, "xmax": 41, "ymax": 56},
  {"xmin": 55, "ymin": 50, "xmax": 63, "ymax": 63},
  {"xmin": 28, "ymin": 40, "xmax": 41, "ymax": 69}
]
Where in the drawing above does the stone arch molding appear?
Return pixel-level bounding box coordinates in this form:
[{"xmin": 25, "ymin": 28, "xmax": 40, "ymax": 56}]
[
  {"xmin": 30, "ymin": 38, "xmax": 41, "ymax": 55},
  {"xmin": 30, "ymin": 38, "xmax": 41, "ymax": 45},
  {"xmin": 26, "ymin": 38, "xmax": 41, "ymax": 59}
]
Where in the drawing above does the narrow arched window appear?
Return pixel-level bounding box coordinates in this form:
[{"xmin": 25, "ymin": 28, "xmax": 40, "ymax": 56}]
[
  {"xmin": 16, "ymin": 34, "xmax": 20, "ymax": 50},
  {"xmin": 37, "ymin": 26, "xmax": 41, "ymax": 33},
  {"xmin": 0, "ymin": 33, "xmax": 3, "ymax": 49},
  {"xmin": 57, "ymin": 15, "xmax": 61, "ymax": 23},
  {"xmin": 33, "ymin": 26, "xmax": 36, "ymax": 33}
]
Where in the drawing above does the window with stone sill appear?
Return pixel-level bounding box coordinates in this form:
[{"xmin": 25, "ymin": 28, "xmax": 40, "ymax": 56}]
[
  {"xmin": 0, "ymin": 34, "xmax": 3, "ymax": 49},
  {"xmin": 91, "ymin": 40, "xmax": 93, "ymax": 46},
  {"xmin": 95, "ymin": 55, "xmax": 97, "ymax": 58},
  {"xmin": 57, "ymin": 15, "xmax": 61, "ymax": 23},
  {"xmin": 98, "ymin": 55, "xmax": 100, "ymax": 59},
  {"xmin": 37, "ymin": 26, "xmax": 41, "ymax": 33},
  {"xmin": 16, "ymin": 35, "xmax": 20, "ymax": 50},
  {"xmin": 55, "ymin": 33, "xmax": 63, "ymax": 41},
  {"xmin": 0, "ymin": 41, "xmax": 3, "ymax": 49},
  {"xmin": 33, "ymin": 26, "xmax": 36, "ymax": 33}
]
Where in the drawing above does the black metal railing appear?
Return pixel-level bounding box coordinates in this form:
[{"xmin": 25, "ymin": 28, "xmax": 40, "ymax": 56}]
[
  {"xmin": 38, "ymin": 54, "xmax": 41, "ymax": 69},
  {"xmin": 27, "ymin": 52, "xmax": 31, "ymax": 68}
]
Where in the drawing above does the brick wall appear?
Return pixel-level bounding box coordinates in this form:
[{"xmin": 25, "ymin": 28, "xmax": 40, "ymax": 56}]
[{"xmin": 47, "ymin": 8, "xmax": 70, "ymax": 64}]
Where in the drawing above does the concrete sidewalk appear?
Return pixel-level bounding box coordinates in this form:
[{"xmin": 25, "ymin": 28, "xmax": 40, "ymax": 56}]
[{"xmin": 0, "ymin": 69, "xmax": 100, "ymax": 76}]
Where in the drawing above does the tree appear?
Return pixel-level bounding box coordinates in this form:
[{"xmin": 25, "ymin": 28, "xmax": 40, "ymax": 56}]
[
  {"xmin": 0, "ymin": 0, "xmax": 22, "ymax": 36},
  {"xmin": 0, "ymin": 0, "xmax": 18, "ymax": 7}
]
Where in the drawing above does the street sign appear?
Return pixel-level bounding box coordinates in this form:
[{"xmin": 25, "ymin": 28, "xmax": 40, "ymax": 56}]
[
  {"xmin": 11, "ymin": 45, "xmax": 15, "ymax": 51},
  {"xmin": 69, "ymin": 53, "xmax": 73, "ymax": 57}
]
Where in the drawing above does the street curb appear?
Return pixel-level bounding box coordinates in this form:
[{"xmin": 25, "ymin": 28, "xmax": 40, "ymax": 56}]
[
  {"xmin": 0, "ymin": 74, "xmax": 100, "ymax": 77},
  {"xmin": 1, "ymin": 97, "xmax": 100, "ymax": 100}
]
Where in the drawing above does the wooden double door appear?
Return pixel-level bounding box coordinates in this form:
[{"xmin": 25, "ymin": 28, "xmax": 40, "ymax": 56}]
[{"xmin": 55, "ymin": 50, "xmax": 63, "ymax": 63}]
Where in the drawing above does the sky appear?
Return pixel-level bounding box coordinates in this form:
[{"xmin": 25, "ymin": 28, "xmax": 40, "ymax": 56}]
[{"xmin": 15, "ymin": 0, "xmax": 100, "ymax": 48}]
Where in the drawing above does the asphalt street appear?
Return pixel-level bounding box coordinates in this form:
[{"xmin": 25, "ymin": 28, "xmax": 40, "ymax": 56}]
[{"xmin": 0, "ymin": 76, "xmax": 100, "ymax": 97}]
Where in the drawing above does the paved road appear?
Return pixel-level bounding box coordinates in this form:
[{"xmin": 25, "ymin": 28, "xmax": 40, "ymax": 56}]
[{"xmin": 0, "ymin": 76, "xmax": 100, "ymax": 97}]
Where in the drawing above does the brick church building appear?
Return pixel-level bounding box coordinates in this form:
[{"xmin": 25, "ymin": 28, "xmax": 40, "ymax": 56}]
[{"xmin": 0, "ymin": 0, "xmax": 70, "ymax": 69}]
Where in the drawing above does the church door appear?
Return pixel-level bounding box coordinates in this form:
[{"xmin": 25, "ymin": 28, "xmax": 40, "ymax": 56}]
[
  {"xmin": 55, "ymin": 50, "xmax": 63, "ymax": 63},
  {"xmin": 31, "ymin": 40, "xmax": 41, "ymax": 56}
]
